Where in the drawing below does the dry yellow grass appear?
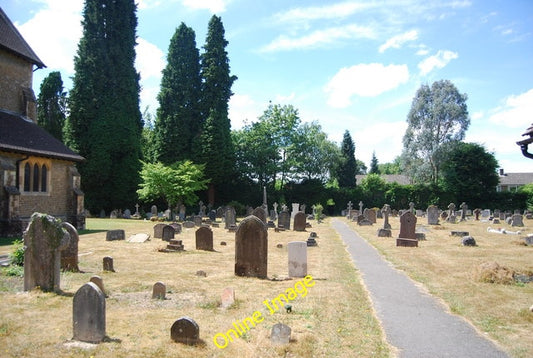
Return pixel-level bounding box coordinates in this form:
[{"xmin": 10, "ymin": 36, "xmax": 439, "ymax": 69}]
[
  {"xmin": 349, "ymin": 215, "xmax": 533, "ymax": 358},
  {"xmin": 0, "ymin": 217, "xmax": 390, "ymax": 357}
]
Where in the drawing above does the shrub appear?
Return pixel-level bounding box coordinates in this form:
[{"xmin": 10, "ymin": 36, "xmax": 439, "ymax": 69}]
[{"xmin": 8, "ymin": 239, "xmax": 24, "ymax": 266}]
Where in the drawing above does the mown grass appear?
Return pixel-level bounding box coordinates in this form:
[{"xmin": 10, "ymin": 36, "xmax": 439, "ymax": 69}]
[{"xmin": 0, "ymin": 217, "xmax": 390, "ymax": 357}]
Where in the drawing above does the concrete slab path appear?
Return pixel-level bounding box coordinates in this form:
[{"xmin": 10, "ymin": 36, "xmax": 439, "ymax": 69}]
[{"xmin": 332, "ymin": 219, "xmax": 509, "ymax": 358}]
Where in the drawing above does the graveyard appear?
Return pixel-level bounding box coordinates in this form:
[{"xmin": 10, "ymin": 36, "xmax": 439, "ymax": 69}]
[{"xmin": 0, "ymin": 209, "xmax": 532, "ymax": 357}]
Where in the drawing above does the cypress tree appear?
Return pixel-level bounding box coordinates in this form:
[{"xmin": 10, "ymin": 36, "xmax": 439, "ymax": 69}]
[
  {"xmin": 65, "ymin": 0, "xmax": 142, "ymax": 213},
  {"xmin": 337, "ymin": 130, "xmax": 357, "ymax": 187},
  {"xmin": 369, "ymin": 151, "xmax": 380, "ymax": 174},
  {"xmin": 37, "ymin": 71, "xmax": 67, "ymax": 141},
  {"xmin": 154, "ymin": 23, "xmax": 201, "ymax": 164},
  {"xmin": 199, "ymin": 15, "xmax": 237, "ymax": 205}
]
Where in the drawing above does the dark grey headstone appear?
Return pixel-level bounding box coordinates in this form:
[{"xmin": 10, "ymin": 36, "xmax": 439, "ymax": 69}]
[
  {"xmin": 170, "ymin": 317, "xmax": 199, "ymax": 345},
  {"xmin": 195, "ymin": 226, "xmax": 213, "ymax": 251},
  {"xmin": 153, "ymin": 223, "xmax": 166, "ymax": 239},
  {"xmin": 235, "ymin": 216, "xmax": 268, "ymax": 278},
  {"xmin": 106, "ymin": 229, "xmax": 125, "ymax": 241},
  {"xmin": 162, "ymin": 225, "xmax": 175, "ymax": 241},
  {"xmin": 61, "ymin": 222, "xmax": 80, "ymax": 272},
  {"xmin": 462, "ymin": 236, "xmax": 477, "ymax": 246},
  {"xmin": 278, "ymin": 211, "xmax": 290, "ymax": 230}
]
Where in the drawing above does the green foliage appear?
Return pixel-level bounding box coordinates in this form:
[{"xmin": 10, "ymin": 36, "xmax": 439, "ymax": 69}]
[
  {"xmin": 154, "ymin": 23, "xmax": 202, "ymax": 164},
  {"xmin": 337, "ymin": 130, "xmax": 357, "ymax": 187},
  {"xmin": 8, "ymin": 239, "xmax": 24, "ymax": 266},
  {"xmin": 519, "ymin": 183, "xmax": 533, "ymax": 211},
  {"xmin": 37, "ymin": 71, "xmax": 67, "ymax": 141},
  {"xmin": 379, "ymin": 157, "xmax": 402, "ymax": 174},
  {"xmin": 369, "ymin": 151, "xmax": 380, "ymax": 174},
  {"xmin": 2, "ymin": 265, "xmax": 23, "ymax": 277},
  {"xmin": 137, "ymin": 160, "xmax": 209, "ymax": 208},
  {"xmin": 402, "ymin": 80, "xmax": 470, "ymax": 184},
  {"xmin": 313, "ymin": 203, "xmax": 323, "ymax": 221}
]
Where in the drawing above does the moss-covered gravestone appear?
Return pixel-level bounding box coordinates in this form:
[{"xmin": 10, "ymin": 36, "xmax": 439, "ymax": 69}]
[{"xmin": 24, "ymin": 213, "xmax": 70, "ymax": 292}]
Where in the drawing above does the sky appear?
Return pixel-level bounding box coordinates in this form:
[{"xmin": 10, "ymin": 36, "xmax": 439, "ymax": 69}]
[{"xmin": 4, "ymin": 0, "xmax": 533, "ymax": 173}]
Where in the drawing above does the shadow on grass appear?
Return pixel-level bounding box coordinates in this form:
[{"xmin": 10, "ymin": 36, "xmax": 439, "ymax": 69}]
[{"xmin": 78, "ymin": 229, "xmax": 107, "ymax": 236}]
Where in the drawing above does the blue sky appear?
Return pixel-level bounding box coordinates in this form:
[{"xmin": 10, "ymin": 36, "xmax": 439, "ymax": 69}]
[{"xmin": 4, "ymin": 0, "xmax": 533, "ymax": 172}]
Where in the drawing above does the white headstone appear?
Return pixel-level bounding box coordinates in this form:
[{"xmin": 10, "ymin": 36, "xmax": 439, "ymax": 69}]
[{"xmin": 288, "ymin": 241, "xmax": 307, "ymax": 277}]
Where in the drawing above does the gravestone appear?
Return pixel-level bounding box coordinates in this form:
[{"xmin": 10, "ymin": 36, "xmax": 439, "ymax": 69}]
[
  {"xmin": 73, "ymin": 282, "xmax": 106, "ymax": 343},
  {"xmin": 511, "ymin": 214, "xmax": 524, "ymax": 227},
  {"xmin": 366, "ymin": 208, "xmax": 377, "ymax": 224},
  {"xmin": 182, "ymin": 220, "xmax": 195, "ymax": 229},
  {"xmin": 193, "ymin": 215, "xmax": 203, "ymax": 227},
  {"xmin": 224, "ymin": 206, "xmax": 236, "ymax": 229},
  {"xmin": 153, "ymin": 223, "xmax": 166, "ymax": 239},
  {"xmin": 235, "ymin": 216, "xmax": 268, "ymax": 278},
  {"xmin": 462, "ymin": 236, "xmax": 477, "ymax": 246},
  {"xmin": 291, "ymin": 203, "xmax": 300, "ymax": 219},
  {"xmin": 106, "ymin": 229, "xmax": 125, "ymax": 241},
  {"xmin": 208, "ymin": 210, "xmax": 217, "ymax": 221},
  {"xmin": 447, "ymin": 203, "xmax": 456, "ymax": 223},
  {"xmin": 128, "ymin": 233, "xmax": 150, "ymax": 242},
  {"xmin": 359, "ymin": 201, "xmax": 364, "ymax": 214},
  {"xmin": 89, "ymin": 275, "xmax": 105, "ymax": 295},
  {"xmin": 24, "ymin": 213, "xmax": 70, "ymax": 292},
  {"xmin": 306, "ymin": 232, "xmax": 318, "ymax": 246},
  {"xmin": 103, "ymin": 256, "xmax": 115, "ymax": 272},
  {"xmin": 151, "ymin": 205, "xmax": 158, "ymax": 217},
  {"xmin": 61, "ymin": 222, "xmax": 80, "ymax": 272},
  {"xmin": 460, "ymin": 202, "xmax": 468, "ymax": 221},
  {"xmin": 252, "ymin": 206, "xmax": 267, "ymax": 224},
  {"xmin": 221, "ymin": 287, "xmax": 235, "ymax": 309},
  {"xmin": 481, "ymin": 209, "xmax": 491, "ymax": 219},
  {"xmin": 427, "ymin": 205, "xmax": 439, "ymax": 225},
  {"xmin": 123, "ymin": 209, "xmax": 131, "ymax": 219},
  {"xmin": 278, "ymin": 210, "xmax": 291, "ymax": 230},
  {"xmin": 162, "ymin": 225, "xmax": 175, "ymax": 241},
  {"xmin": 170, "ymin": 223, "xmax": 182, "ymax": 234},
  {"xmin": 397, "ymin": 211, "xmax": 418, "ymax": 247},
  {"xmin": 195, "ymin": 226, "xmax": 213, "ymax": 251},
  {"xmin": 473, "ymin": 208, "xmax": 481, "ymax": 220},
  {"xmin": 288, "ymin": 241, "xmax": 307, "ymax": 277},
  {"xmin": 171, "ymin": 317, "xmax": 199, "ymax": 345},
  {"xmin": 271, "ymin": 323, "xmax": 291, "ymax": 345},
  {"xmin": 377, "ymin": 228, "xmax": 392, "ymax": 237},
  {"xmin": 293, "ymin": 212, "xmax": 306, "ymax": 231},
  {"xmin": 152, "ymin": 281, "xmax": 166, "ymax": 299}
]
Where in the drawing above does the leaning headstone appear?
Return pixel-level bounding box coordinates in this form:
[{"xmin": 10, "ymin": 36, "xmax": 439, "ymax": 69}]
[
  {"xmin": 252, "ymin": 206, "xmax": 267, "ymax": 224},
  {"xmin": 278, "ymin": 210, "xmax": 291, "ymax": 230},
  {"xmin": 397, "ymin": 211, "xmax": 418, "ymax": 247},
  {"xmin": 61, "ymin": 222, "xmax": 80, "ymax": 272},
  {"xmin": 162, "ymin": 225, "xmax": 175, "ymax": 242},
  {"xmin": 288, "ymin": 241, "xmax": 307, "ymax": 277},
  {"xmin": 170, "ymin": 317, "xmax": 199, "ymax": 345},
  {"xmin": 235, "ymin": 216, "xmax": 268, "ymax": 278},
  {"xmin": 106, "ymin": 229, "xmax": 125, "ymax": 241},
  {"xmin": 293, "ymin": 212, "xmax": 306, "ymax": 231},
  {"xmin": 89, "ymin": 275, "xmax": 105, "ymax": 295},
  {"xmin": 128, "ymin": 233, "xmax": 150, "ymax": 242},
  {"xmin": 511, "ymin": 214, "xmax": 524, "ymax": 227},
  {"xmin": 73, "ymin": 282, "xmax": 106, "ymax": 343},
  {"xmin": 152, "ymin": 281, "xmax": 166, "ymax": 299},
  {"xmin": 153, "ymin": 223, "xmax": 166, "ymax": 239},
  {"xmin": 427, "ymin": 205, "xmax": 439, "ymax": 225},
  {"xmin": 195, "ymin": 226, "xmax": 214, "ymax": 251},
  {"xmin": 271, "ymin": 323, "xmax": 291, "ymax": 345},
  {"xmin": 24, "ymin": 213, "xmax": 70, "ymax": 292},
  {"xmin": 221, "ymin": 287, "xmax": 235, "ymax": 309},
  {"xmin": 103, "ymin": 256, "xmax": 115, "ymax": 272}
]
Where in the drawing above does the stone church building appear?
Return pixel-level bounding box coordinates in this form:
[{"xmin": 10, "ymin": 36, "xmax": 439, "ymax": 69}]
[{"xmin": 0, "ymin": 7, "xmax": 85, "ymax": 236}]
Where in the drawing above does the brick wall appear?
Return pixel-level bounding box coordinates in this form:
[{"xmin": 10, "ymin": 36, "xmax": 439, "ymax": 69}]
[{"xmin": 0, "ymin": 50, "xmax": 35, "ymax": 121}]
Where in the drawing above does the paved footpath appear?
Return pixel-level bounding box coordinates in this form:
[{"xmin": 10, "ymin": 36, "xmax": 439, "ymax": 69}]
[{"xmin": 332, "ymin": 219, "xmax": 509, "ymax": 358}]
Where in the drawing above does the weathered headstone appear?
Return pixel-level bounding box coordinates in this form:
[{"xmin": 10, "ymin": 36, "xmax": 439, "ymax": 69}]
[
  {"xmin": 89, "ymin": 275, "xmax": 105, "ymax": 295},
  {"xmin": 153, "ymin": 223, "xmax": 166, "ymax": 238},
  {"xmin": 195, "ymin": 226, "xmax": 214, "ymax": 251},
  {"xmin": 271, "ymin": 323, "xmax": 291, "ymax": 345},
  {"xmin": 460, "ymin": 202, "xmax": 468, "ymax": 221},
  {"xmin": 291, "ymin": 203, "xmax": 300, "ymax": 219},
  {"xmin": 462, "ymin": 236, "xmax": 477, "ymax": 246},
  {"xmin": 193, "ymin": 215, "xmax": 203, "ymax": 227},
  {"xmin": 278, "ymin": 210, "xmax": 291, "ymax": 230},
  {"xmin": 511, "ymin": 214, "xmax": 524, "ymax": 227},
  {"xmin": 24, "ymin": 213, "xmax": 70, "ymax": 292},
  {"xmin": 162, "ymin": 225, "xmax": 175, "ymax": 242},
  {"xmin": 235, "ymin": 216, "xmax": 268, "ymax": 278},
  {"xmin": 170, "ymin": 223, "xmax": 182, "ymax": 234},
  {"xmin": 293, "ymin": 212, "xmax": 306, "ymax": 231},
  {"xmin": 221, "ymin": 287, "xmax": 235, "ymax": 309},
  {"xmin": 224, "ymin": 206, "xmax": 236, "ymax": 229},
  {"xmin": 61, "ymin": 222, "xmax": 80, "ymax": 272},
  {"xmin": 171, "ymin": 317, "xmax": 199, "ymax": 345},
  {"xmin": 73, "ymin": 282, "xmax": 106, "ymax": 343},
  {"xmin": 447, "ymin": 203, "xmax": 456, "ymax": 223},
  {"xmin": 427, "ymin": 205, "xmax": 439, "ymax": 225},
  {"xmin": 366, "ymin": 208, "xmax": 377, "ymax": 224},
  {"xmin": 252, "ymin": 206, "xmax": 267, "ymax": 224},
  {"xmin": 106, "ymin": 229, "xmax": 125, "ymax": 241},
  {"xmin": 288, "ymin": 241, "xmax": 307, "ymax": 277},
  {"xmin": 152, "ymin": 281, "xmax": 166, "ymax": 299},
  {"xmin": 103, "ymin": 256, "xmax": 115, "ymax": 272},
  {"xmin": 123, "ymin": 209, "xmax": 131, "ymax": 219},
  {"xmin": 381, "ymin": 204, "xmax": 392, "ymax": 229},
  {"xmin": 307, "ymin": 232, "xmax": 318, "ymax": 247},
  {"xmin": 128, "ymin": 233, "xmax": 150, "ymax": 242},
  {"xmin": 397, "ymin": 211, "xmax": 418, "ymax": 247},
  {"xmin": 151, "ymin": 205, "xmax": 158, "ymax": 217}
]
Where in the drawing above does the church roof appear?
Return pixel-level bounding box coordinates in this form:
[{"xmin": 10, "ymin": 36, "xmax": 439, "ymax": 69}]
[{"xmin": 0, "ymin": 7, "xmax": 45, "ymax": 68}]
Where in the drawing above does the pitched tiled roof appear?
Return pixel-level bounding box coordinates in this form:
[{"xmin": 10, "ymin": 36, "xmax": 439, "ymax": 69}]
[
  {"xmin": 498, "ymin": 173, "xmax": 533, "ymax": 186},
  {"xmin": 0, "ymin": 7, "xmax": 45, "ymax": 68},
  {"xmin": 0, "ymin": 109, "xmax": 84, "ymax": 162}
]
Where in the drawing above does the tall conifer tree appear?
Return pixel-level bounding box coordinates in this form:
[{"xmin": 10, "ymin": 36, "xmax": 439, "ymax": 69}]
[
  {"xmin": 154, "ymin": 23, "xmax": 201, "ymax": 164},
  {"xmin": 337, "ymin": 130, "xmax": 357, "ymax": 187},
  {"xmin": 65, "ymin": 0, "xmax": 142, "ymax": 213},
  {"xmin": 199, "ymin": 15, "xmax": 237, "ymax": 204},
  {"xmin": 37, "ymin": 71, "xmax": 67, "ymax": 141}
]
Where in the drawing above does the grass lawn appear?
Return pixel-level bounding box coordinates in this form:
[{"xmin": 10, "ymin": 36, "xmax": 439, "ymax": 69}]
[{"xmin": 0, "ymin": 217, "xmax": 390, "ymax": 358}]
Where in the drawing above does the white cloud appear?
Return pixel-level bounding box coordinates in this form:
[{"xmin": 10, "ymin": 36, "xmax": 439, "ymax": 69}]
[
  {"xmin": 418, "ymin": 50, "xmax": 458, "ymax": 75},
  {"xmin": 353, "ymin": 121, "xmax": 408, "ymax": 164},
  {"xmin": 16, "ymin": 0, "xmax": 84, "ymax": 74},
  {"xmin": 229, "ymin": 94, "xmax": 261, "ymax": 129},
  {"xmin": 181, "ymin": 0, "xmax": 228, "ymax": 13},
  {"xmin": 324, "ymin": 63, "xmax": 409, "ymax": 108},
  {"xmin": 260, "ymin": 24, "xmax": 376, "ymax": 52},
  {"xmin": 137, "ymin": 0, "xmax": 162, "ymax": 9},
  {"xmin": 136, "ymin": 38, "xmax": 165, "ymax": 81},
  {"xmin": 379, "ymin": 30, "xmax": 418, "ymax": 53},
  {"xmin": 275, "ymin": 93, "xmax": 296, "ymax": 103},
  {"xmin": 488, "ymin": 89, "xmax": 533, "ymax": 129},
  {"xmin": 274, "ymin": 1, "xmax": 375, "ymax": 23}
]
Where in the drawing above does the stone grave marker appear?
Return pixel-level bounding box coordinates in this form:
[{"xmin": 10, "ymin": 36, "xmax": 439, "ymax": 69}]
[
  {"xmin": 24, "ymin": 213, "xmax": 70, "ymax": 292},
  {"xmin": 278, "ymin": 210, "xmax": 291, "ymax": 230},
  {"xmin": 221, "ymin": 287, "xmax": 235, "ymax": 309},
  {"xmin": 73, "ymin": 282, "xmax": 106, "ymax": 343},
  {"xmin": 123, "ymin": 209, "xmax": 131, "ymax": 219},
  {"xmin": 183, "ymin": 221, "xmax": 195, "ymax": 229},
  {"xmin": 446, "ymin": 203, "xmax": 456, "ymax": 223},
  {"xmin": 271, "ymin": 323, "xmax": 291, "ymax": 345},
  {"xmin": 89, "ymin": 275, "xmax": 105, "ymax": 295},
  {"xmin": 193, "ymin": 215, "xmax": 203, "ymax": 227},
  {"xmin": 288, "ymin": 241, "xmax": 307, "ymax": 277},
  {"xmin": 291, "ymin": 203, "xmax": 300, "ymax": 219},
  {"xmin": 366, "ymin": 208, "xmax": 377, "ymax": 224},
  {"xmin": 152, "ymin": 281, "xmax": 166, "ymax": 299},
  {"xmin": 462, "ymin": 236, "xmax": 477, "ymax": 246},
  {"xmin": 106, "ymin": 229, "xmax": 125, "ymax": 241},
  {"xmin": 511, "ymin": 214, "xmax": 524, "ymax": 227},
  {"xmin": 103, "ymin": 256, "xmax": 115, "ymax": 272},
  {"xmin": 224, "ymin": 206, "xmax": 236, "ymax": 229},
  {"xmin": 481, "ymin": 209, "xmax": 491, "ymax": 219},
  {"xmin": 162, "ymin": 225, "xmax": 175, "ymax": 241},
  {"xmin": 170, "ymin": 317, "xmax": 199, "ymax": 345},
  {"xmin": 153, "ymin": 223, "xmax": 166, "ymax": 239},
  {"xmin": 397, "ymin": 211, "xmax": 418, "ymax": 247},
  {"xmin": 252, "ymin": 206, "xmax": 267, "ymax": 224},
  {"xmin": 150, "ymin": 205, "xmax": 158, "ymax": 217},
  {"xmin": 61, "ymin": 222, "xmax": 80, "ymax": 272},
  {"xmin": 128, "ymin": 233, "xmax": 150, "ymax": 242},
  {"xmin": 293, "ymin": 212, "xmax": 306, "ymax": 231},
  {"xmin": 208, "ymin": 210, "xmax": 217, "ymax": 221},
  {"xmin": 427, "ymin": 205, "xmax": 439, "ymax": 225},
  {"xmin": 195, "ymin": 226, "xmax": 214, "ymax": 251},
  {"xmin": 307, "ymin": 232, "xmax": 318, "ymax": 246},
  {"xmin": 235, "ymin": 216, "xmax": 268, "ymax": 278},
  {"xmin": 460, "ymin": 202, "xmax": 468, "ymax": 221}
]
